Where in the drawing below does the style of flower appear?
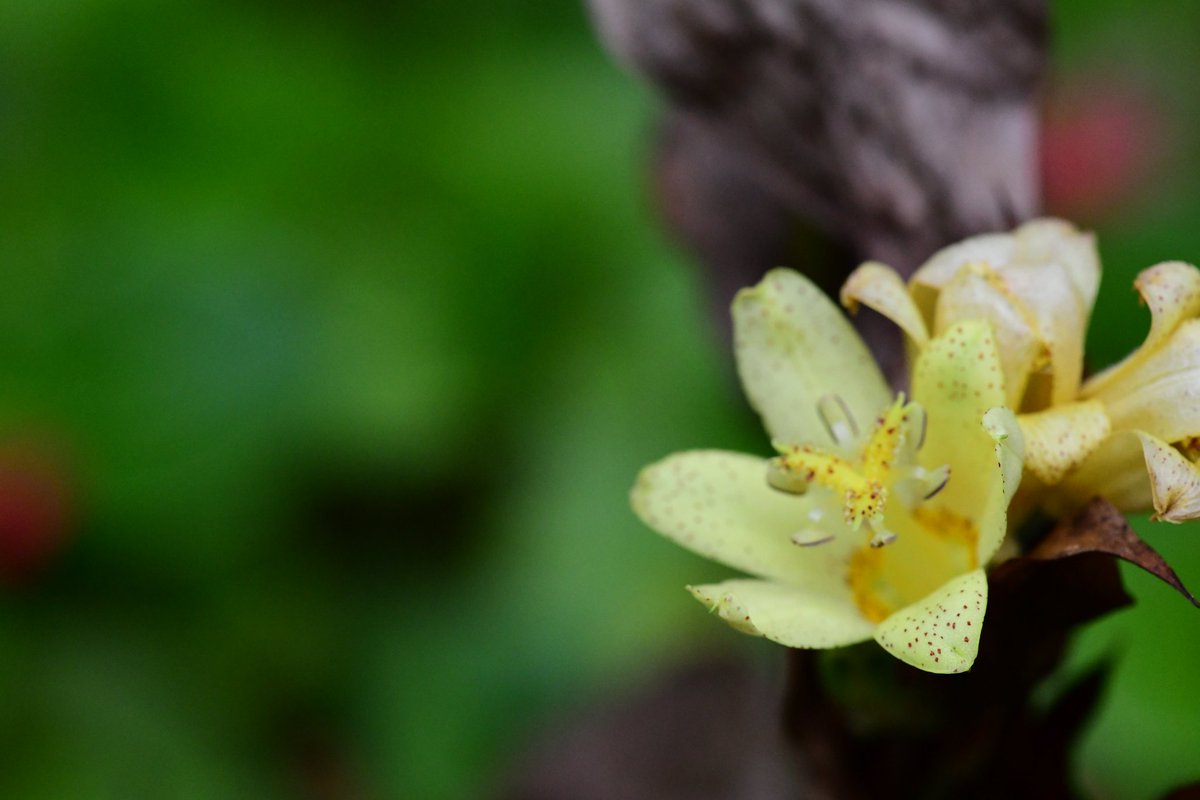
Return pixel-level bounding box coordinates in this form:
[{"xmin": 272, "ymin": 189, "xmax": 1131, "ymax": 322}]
[
  {"xmin": 841, "ymin": 218, "xmax": 1200, "ymax": 523},
  {"xmin": 632, "ymin": 269, "xmax": 1022, "ymax": 674}
]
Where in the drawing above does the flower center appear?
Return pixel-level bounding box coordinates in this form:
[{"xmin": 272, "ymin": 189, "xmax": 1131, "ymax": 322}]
[
  {"xmin": 768, "ymin": 394, "xmax": 949, "ymax": 547},
  {"xmin": 847, "ymin": 506, "xmax": 979, "ymax": 622}
]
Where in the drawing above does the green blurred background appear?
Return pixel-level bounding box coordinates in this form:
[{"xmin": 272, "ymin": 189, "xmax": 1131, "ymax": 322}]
[{"xmin": 0, "ymin": 1, "xmax": 1197, "ymax": 798}]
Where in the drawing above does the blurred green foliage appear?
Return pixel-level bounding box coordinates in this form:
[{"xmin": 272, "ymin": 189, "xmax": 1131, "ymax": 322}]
[{"xmin": 0, "ymin": 1, "xmax": 1197, "ymax": 798}]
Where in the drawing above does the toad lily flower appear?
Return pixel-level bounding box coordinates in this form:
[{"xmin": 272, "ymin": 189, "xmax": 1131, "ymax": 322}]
[
  {"xmin": 632, "ymin": 270, "xmax": 1022, "ymax": 674},
  {"xmin": 842, "ymin": 219, "xmax": 1200, "ymax": 523},
  {"xmin": 1062, "ymin": 261, "xmax": 1200, "ymax": 521}
]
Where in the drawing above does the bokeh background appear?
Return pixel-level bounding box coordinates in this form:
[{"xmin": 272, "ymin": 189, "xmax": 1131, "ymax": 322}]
[{"xmin": 1, "ymin": 1, "xmax": 1198, "ymax": 798}]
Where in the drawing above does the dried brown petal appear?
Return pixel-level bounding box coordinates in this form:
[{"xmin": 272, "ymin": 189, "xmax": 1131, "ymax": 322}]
[{"xmin": 1028, "ymin": 497, "xmax": 1199, "ymax": 607}]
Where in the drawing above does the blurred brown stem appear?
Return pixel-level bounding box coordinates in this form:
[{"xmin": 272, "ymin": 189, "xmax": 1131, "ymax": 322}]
[{"xmin": 587, "ymin": 0, "xmax": 1047, "ymax": 380}]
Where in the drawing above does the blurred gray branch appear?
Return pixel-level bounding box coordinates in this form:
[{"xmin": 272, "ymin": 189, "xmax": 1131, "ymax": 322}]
[{"xmin": 588, "ymin": 0, "xmax": 1046, "ymax": 282}]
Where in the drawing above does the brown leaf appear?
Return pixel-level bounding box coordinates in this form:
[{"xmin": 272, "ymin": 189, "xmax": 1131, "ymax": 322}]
[{"xmin": 1030, "ymin": 497, "xmax": 1199, "ymax": 607}]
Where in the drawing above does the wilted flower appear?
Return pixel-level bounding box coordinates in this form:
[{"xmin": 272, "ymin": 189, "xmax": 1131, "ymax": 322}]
[
  {"xmin": 632, "ymin": 270, "xmax": 1022, "ymax": 673},
  {"xmin": 842, "ymin": 219, "xmax": 1200, "ymax": 523}
]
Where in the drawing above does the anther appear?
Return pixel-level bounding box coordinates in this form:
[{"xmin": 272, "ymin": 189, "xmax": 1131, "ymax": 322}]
[
  {"xmin": 791, "ymin": 529, "xmax": 835, "ymax": 547},
  {"xmin": 767, "ymin": 458, "xmax": 810, "ymax": 495},
  {"xmin": 867, "ymin": 521, "xmax": 896, "ymax": 548},
  {"xmin": 817, "ymin": 394, "xmax": 859, "ymax": 446},
  {"xmin": 923, "ymin": 465, "xmax": 951, "ymax": 499},
  {"xmin": 913, "ymin": 405, "xmax": 927, "ymax": 451}
]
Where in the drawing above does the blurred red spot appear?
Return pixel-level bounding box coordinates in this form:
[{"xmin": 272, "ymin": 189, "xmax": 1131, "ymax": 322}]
[
  {"xmin": 1041, "ymin": 74, "xmax": 1166, "ymax": 221},
  {"xmin": 0, "ymin": 442, "xmax": 73, "ymax": 586}
]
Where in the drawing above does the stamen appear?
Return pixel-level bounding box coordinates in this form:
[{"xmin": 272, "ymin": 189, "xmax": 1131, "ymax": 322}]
[
  {"xmin": 791, "ymin": 529, "xmax": 835, "ymax": 547},
  {"xmin": 769, "ymin": 394, "xmax": 934, "ymax": 548},
  {"xmin": 890, "ymin": 464, "xmax": 952, "ymax": 509},
  {"xmin": 922, "ymin": 465, "xmax": 951, "ymax": 499},
  {"xmin": 866, "ymin": 519, "xmax": 896, "ymax": 548},
  {"xmin": 767, "ymin": 458, "xmax": 810, "ymax": 495},
  {"xmin": 912, "ymin": 405, "xmax": 927, "ymax": 452},
  {"xmin": 817, "ymin": 394, "xmax": 859, "ymax": 446}
]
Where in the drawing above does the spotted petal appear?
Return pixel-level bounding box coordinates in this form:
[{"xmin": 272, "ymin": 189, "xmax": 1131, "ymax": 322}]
[
  {"xmin": 688, "ymin": 578, "xmax": 876, "ymax": 648},
  {"xmin": 1085, "ymin": 261, "xmax": 1200, "ymax": 399},
  {"xmin": 733, "ymin": 269, "xmax": 890, "ymax": 449},
  {"xmin": 1017, "ymin": 400, "xmax": 1111, "ymax": 485},
  {"xmin": 979, "ymin": 407, "xmax": 1027, "ymax": 525},
  {"xmin": 911, "ymin": 219, "xmax": 1098, "ymax": 334},
  {"xmin": 998, "ymin": 260, "xmax": 1093, "ymax": 406},
  {"xmin": 911, "ymin": 321, "xmax": 1011, "ymax": 565},
  {"xmin": 1085, "ymin": 319, "xmax": 1200, "ymax": 443},
  {"xmin": 631, "ymin": 450, "xmax": 853, "ymax": 584},
  {"xmin": 1053, "ymin": 432, "xmax": 1153, "ymax": 516},
  {"xmin": 934, "ymin": 262, "xmax": 1043, "ymax": 409},
  {"xmin": 841, "ymin": 261, "xmax": 929, "ymax": 346},
  {"xmin": 1137, "ymin": 431, "xmax": 1200, "ymax": 523},
  {"xmin": 874, "ymin": 568, "xmax": 988, "ymax": 674}
]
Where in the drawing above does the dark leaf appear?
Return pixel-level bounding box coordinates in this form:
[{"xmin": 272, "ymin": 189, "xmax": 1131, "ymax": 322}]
[
  {"xmin": 1028, "ymin": 497, "xmax": 1199, "ymax": 607},
  {"xmin": 1161, "ymin": 783, "xmax": 1200, "ymax": 800}
]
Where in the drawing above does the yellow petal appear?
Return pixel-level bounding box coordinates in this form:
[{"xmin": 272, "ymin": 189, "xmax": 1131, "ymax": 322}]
[
  {"xmin": 912, "ymin": 321, "xmax": 1007, "ymax": 520},
  {"xmin": 981, "ymin": 407, "xmax": 1025, "ymax": 561},
  {"xmin": 910, "ymin": 219, "xmax": 1098, "ymax": 336},
  {"xmin": 934, "ymin": 262, "xmax": 1043, "ymax": 408},
  {"xmin": 840, "ymin": 261, "xmax": 929, "ymax": 346},
  {"xmin": 631, "ymin": 450, "xmax": 854, "ymax": 584},
  {"xmin": 1085, "ymin": 261, "xmax": 1200, "ymax": 398},
  {"xmin": 1016, "ymin": 400, "xmax": 1111, "ymax": 485},
  {"xmin": 1086, "ymin": 319, "xmax": 1200, "ymax": 443},
  {"xmin": 911, "ymin": 231, "xmax": 1018, "ymax": 323},
  {"xmin": 1052, "ymin": 432, "xmax": 1153, "ymax": 516},
  {"xmin": 1137, "ymin": 431, "xmax": 1200, "ymax": 523},
  {"xmin": 997, "ymin": 260, "xmax": 1092, "ymax": 406},
  {"xmin": 733, "ymin": 269, "xmax": 891, "ymax": 448},
  {"xmin": 1009, "ymin": 218, "xmax": 1101, "ymax": 314},
  {"xmin": 873, "ymin": 568, "xmax": 987, "ymax": 674},
  {"xmin": 688, "ymin": 578, "xmax": 876, "ymax": 648}
]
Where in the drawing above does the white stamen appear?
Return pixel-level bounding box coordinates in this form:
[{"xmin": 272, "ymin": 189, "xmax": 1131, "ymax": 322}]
[
  {"xmin": 791, "ymin": 529, "xmax": 835, "ymax": 547},
  {"xmin": 922, "ymin": 465, "xmax": 951, "ymax": 499},
  {"xmin": 868, "ymin": 529, "xmax": 896, "ymax": 548},
  {"xmin": 817, "ymin": 394, "xmax": 859, "ymax": 446},
  {"xmin": 767, "ymin": 459, "xmax": 810, "ymax": 495},
  {"xmin": 865, "ymin": 519, "xmax": 896, "ymax": 548}
]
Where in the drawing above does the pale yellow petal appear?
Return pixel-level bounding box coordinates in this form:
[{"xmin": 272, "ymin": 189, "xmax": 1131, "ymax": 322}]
[
  {"xmin": 912, "ymin": 321, "xmax": 1007, "ymax": 519},
  {"xmin": 1086, "ymin": 319, "xmax": 1200, "ymax": 442},
  {"xmin": 688, "ymin": 578, "xmax": 876, "ymax": 648},
  {"xmin": 874, "ymin": 568, "xmax": 987, "ymax": 674},
  {"xmin": 1137, "ymin": 431, "xmax": 1200, "ymax": 523},
  {"xmin": 999, "ymin": 261, "xmax": 1091, "ymax": 406},
  {"xmin": 1016, "ymin": 400, "xmax": 1111, "ymax": 485},
  {"xmin": 840, "ymin": 261, "xmax": 929, "ymax": 346},
  {"xmin": 981, "ymin": 407, "xmax": 1025, "ymax": 561},
  {"xmin": 1085, "ymin": 261, "xmax": 1200, "ymax": 398},
  {"xmin": 1052, "ymin": 432, "xmax": 1153, "ymax": 516},
  {"xmin": 910, "ymin": 219, "xmax": 1097, "ymax": 330},
  {"xmin": 911, "ymin": 231, "xmax": 1016, "ymax": 304},
  {"xmin": 934, "ymin": 263, "xmax": 1042, "ymax": 408},
  {"xmin": 733, "ymin": 269, "xmax": 891, "ymax": 448},
  {"xmin": 1009, "ymin": 218, "xmax": 1100, "ymax": 313},
  {"xmin": 632, "ymin": 450, "xmax": 855, "ymax": 584}
]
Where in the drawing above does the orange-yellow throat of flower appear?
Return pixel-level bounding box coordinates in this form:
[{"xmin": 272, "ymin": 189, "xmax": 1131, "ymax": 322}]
[{"xmin": 768, "ymin": 393, "xmax": 978, "ymax": 623}]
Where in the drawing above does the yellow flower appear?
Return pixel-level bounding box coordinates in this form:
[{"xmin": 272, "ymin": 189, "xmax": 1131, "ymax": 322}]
[
  {"xmin": 632, "ymin": 270, "xmax": 1022, "ymax": 674},
  {"xmin": 842, "ymin": 218, "xmax": 1200, "ymax": 523}
]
